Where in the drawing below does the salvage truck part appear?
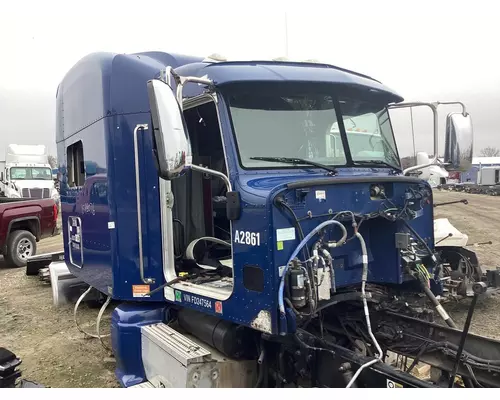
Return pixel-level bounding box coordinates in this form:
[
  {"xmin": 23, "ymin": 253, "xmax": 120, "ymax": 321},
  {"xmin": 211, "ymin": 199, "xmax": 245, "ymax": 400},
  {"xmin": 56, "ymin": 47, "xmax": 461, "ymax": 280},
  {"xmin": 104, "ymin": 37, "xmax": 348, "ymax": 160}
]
[{"xmin": 27, "ymin": 51, "xmax": 500, "ymax": 388}]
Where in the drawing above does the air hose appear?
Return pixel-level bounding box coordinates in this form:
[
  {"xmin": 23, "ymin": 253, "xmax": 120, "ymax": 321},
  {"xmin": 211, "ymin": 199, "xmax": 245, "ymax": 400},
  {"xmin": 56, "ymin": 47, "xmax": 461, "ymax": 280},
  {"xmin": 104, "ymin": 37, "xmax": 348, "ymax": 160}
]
[
  {"xmin": 419, "ymin": 279, "xmax": 457, "ymax": 329},
  {"xmin": 346, "ymin": 231, "xmax": 383, "ymax": 388},
  {"xmin": 278, "ymin": 219, "xmax": 348, "ymax": 319}
]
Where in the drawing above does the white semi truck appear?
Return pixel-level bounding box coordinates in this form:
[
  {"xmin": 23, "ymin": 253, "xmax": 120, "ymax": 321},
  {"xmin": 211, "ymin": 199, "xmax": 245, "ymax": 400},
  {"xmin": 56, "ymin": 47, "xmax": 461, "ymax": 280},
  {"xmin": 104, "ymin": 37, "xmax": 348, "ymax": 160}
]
[{"xmin": 0, "ymin": 144, "xmax": 59, "ymax": 205}]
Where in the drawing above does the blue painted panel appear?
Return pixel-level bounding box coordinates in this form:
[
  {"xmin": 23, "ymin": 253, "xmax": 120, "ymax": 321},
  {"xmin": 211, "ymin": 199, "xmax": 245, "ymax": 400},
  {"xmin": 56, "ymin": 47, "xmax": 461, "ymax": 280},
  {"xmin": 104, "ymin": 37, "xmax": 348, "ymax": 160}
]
[
  {"xmin": 111, "ymin": 303, "xmax": 169, "ymax": 387},
  {"xmin": 268, "ymin": 179, "xmax": 433, "ymax": 286},
  {"xmin": 109, "ymin": 112, "xmax": 165, "ymax": 301},
  {"xmin": 59, "ymin": 118, "xmax": 113, "ymax": 293}
]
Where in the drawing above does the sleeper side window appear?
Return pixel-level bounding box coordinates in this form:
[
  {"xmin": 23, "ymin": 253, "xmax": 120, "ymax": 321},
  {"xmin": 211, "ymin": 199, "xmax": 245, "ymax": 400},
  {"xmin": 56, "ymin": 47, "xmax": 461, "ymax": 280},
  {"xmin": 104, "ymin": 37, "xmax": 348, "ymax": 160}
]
[{"xmin": 67, "ymin": 141, "xmax": 85, "ymax": 187}]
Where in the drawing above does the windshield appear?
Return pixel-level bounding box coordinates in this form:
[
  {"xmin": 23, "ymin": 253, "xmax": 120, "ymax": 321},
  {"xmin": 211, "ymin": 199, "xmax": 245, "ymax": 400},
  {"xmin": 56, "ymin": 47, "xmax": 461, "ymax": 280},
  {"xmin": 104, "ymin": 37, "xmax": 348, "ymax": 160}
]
[
  {"xmin": 227, "ymin": 85, "xmax": 400, "ymax": 170},
  {"xmin": 10, "ymin": 167, "xmax": 52, "ymax": 180},
  {"xmin": 331, "ymin": 97, "xmax": 400, "ymax": 167}
]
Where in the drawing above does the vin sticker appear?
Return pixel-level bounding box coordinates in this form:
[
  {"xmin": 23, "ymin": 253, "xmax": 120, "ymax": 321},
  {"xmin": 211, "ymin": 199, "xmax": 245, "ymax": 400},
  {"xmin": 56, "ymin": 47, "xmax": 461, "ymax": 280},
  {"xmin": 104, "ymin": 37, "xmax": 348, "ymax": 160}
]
[{"xmin": 182, "ymin": 293, "xmax": 212, "ymax": 308}]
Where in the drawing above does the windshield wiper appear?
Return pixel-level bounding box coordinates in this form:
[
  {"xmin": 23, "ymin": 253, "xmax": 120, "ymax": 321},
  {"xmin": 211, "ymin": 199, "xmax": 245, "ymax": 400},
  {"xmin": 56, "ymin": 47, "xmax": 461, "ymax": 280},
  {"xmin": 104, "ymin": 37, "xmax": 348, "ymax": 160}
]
[
  {"xmin": 249, "ymin": 156, "xmax": 338, "ymax": 174},
  {"xmin": 352, "ymin": 159, "xmax": 402, "ymax": 171}
]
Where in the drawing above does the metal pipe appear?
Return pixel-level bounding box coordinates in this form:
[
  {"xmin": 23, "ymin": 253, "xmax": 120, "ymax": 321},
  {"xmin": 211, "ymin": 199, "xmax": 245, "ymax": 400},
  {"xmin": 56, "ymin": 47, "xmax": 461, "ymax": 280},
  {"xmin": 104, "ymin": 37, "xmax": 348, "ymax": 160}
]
[
  {"xmin": 410, "ymin": 107, "xmax": 416, "ymax": 160},
  {"xmin": 448, "ymin": 290, "xmax": 480, "ymax": 387},
  {"xmin": 133, "ymin": 124, "xmax": 154, "ymax": 284},
  {"xmin": 191, "ymin": 164, "xmax": 232, "ymax": 192},
  {"xmin": 159, "ymin": 179, "xmax": 177, "ymax": 283},
  {"xmin": 434, "ymin": 101, "xmax": 467, "ymax": 116},
  {"xmin": 389, "ymin": 102, "xmax": 439, "ymax": 175},
  {"xmin": 96, "ymin": 295, "xmax": 112, "ymax": 352},
  {"xmin": 176, "ymin": 76, "xmax": 213, "ymax": 109},
  {"xmin": 74, "ymin": 286, "xmax": 95, "ymax": 337}
]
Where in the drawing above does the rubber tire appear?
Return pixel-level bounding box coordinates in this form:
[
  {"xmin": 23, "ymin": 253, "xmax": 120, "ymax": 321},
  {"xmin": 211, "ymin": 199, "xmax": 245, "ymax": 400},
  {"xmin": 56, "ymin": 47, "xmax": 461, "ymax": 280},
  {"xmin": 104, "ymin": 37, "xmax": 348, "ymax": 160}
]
[{"xmin": 4, "ymin": 230, "xmax": 37, "ymax": 268}]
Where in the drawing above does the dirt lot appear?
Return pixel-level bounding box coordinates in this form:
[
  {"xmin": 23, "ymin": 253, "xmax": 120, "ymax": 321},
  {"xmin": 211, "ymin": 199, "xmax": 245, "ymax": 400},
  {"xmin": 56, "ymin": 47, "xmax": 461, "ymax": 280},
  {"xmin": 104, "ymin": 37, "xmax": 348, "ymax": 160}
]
[
  {"xmin": 433, "ymin": 190, "xmax": 500, "ymax": 341},
  {"xmin": 0, "ymin": 190, "xmax": 500, "ymax": 388},
  {"xmin": 0, "ymin": 234, "xmax": 118, "ymax": 388}
]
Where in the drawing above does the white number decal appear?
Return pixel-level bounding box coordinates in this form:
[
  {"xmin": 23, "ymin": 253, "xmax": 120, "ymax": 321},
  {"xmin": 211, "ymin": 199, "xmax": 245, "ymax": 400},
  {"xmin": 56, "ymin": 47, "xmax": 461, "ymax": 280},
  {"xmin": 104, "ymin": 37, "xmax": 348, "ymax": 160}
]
[
  {"xmin": 234, "ymin": 230, "xmax": 261, "ymax": 246},
  {"xmin": 183, "ymin": 293, "xmax": 212, "ymax": 308}
]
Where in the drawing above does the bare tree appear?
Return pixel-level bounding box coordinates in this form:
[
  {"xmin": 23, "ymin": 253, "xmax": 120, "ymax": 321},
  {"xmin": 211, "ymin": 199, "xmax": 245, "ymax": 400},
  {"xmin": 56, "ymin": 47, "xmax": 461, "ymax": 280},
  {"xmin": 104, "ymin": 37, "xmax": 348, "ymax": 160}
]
[
  {"xmin": 47, "ymin": 155, "xmax": 57, "ymax": 169},
  {"xmin": 480, "ymin": 146, "xmax": 500, "ymax": 157},
  {"xmin": 400, "ymin": 155, "xmax": 416, "ymax": 169}
]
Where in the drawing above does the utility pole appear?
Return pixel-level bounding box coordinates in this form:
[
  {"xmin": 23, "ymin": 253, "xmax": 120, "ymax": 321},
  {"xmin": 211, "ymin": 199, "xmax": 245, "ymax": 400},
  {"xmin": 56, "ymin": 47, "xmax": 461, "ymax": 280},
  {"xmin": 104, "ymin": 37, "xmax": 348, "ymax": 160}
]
[
  {"xmin": 284, "ymin": 12, "xmax": 289, "ymax": 57},
  {"xmin": 410, "ymin": 107, "xmax": 416, "ymax": 160}
]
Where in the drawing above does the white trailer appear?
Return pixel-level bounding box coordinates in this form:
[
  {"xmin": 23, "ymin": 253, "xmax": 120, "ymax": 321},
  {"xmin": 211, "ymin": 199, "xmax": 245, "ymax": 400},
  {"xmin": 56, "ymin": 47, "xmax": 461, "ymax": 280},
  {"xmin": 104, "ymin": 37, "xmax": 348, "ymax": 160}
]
[{"xmin": 478, "ymin": 166, "xmax": 500, "ymax": 185}]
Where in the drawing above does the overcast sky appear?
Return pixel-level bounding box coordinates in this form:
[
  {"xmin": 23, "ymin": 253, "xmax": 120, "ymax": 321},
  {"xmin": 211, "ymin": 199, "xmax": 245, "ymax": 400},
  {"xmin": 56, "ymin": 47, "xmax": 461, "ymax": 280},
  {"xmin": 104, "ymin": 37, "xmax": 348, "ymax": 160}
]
[{"xmin": 1, "ymin": 0, "xmax": 498, "ymax": 159}]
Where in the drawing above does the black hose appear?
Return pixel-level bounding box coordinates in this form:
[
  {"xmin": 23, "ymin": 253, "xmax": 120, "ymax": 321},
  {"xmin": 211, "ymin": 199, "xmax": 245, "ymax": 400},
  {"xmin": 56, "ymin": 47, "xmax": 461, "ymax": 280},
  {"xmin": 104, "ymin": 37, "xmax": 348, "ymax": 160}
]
[
  {"xmin": 275, "ymin": 198, "xmax": 310, "ymax": 260},
  {"xmin": 406, "ymin": 342, "xmax": 429, "ymax": 374},
  {"xmin": 315, "ymin": 292, "xmax": 367, "ymax": 313},
  {"xmin": 285, "ymin": 298, "xmax": 313, "ymax": 317},
  {"xmin": 418, "ymin": 280, "xmax": 457, "ymax": 329},
  {"xmin": 294, "ymin": 333, "xmax": 336, "ymax": 358},
  {"xmin": 173, "ymin": 219, "xmax": 185, "ymax": 260},
  {"xmin": 254, "ymin": 350, "xmax": 266, "ymax": 388},
  {"xmin": 145, "ymin": 267, "xmax": 226, "ymax": 297}
]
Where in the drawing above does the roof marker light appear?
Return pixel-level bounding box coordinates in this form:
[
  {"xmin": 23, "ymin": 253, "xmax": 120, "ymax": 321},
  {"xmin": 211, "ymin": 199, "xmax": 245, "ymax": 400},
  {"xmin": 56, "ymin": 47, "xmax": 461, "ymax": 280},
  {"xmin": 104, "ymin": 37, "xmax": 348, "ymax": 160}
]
[
  {"xmin": 272, "ymin": 56, "xmax": 290, "ymax": 61},
  {"xmin": 203, "ymin": 53, "xmax": 228, "ymax": 63}
]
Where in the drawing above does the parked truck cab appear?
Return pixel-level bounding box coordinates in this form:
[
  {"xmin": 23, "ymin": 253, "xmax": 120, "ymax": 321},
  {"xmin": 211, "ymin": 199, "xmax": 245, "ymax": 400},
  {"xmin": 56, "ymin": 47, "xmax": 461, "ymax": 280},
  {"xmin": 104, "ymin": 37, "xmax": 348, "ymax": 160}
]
[
  {"xmin": 55, "ymin": 52, "xmax": 499, "ymax": 389},
  {"xmin": 1, "ymin": 144, "xmax": 60, "ymax": 205}
]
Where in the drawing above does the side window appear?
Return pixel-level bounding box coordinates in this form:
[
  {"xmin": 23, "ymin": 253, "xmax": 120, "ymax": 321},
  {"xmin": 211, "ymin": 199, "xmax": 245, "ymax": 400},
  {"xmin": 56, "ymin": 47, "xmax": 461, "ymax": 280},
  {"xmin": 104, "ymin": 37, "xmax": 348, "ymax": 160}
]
[
  {"xmin": 89, "ymin": 182, "xmax": 107, "ymax": 205},
  {"xmin": 67, "ymin": 141, "xmax": 85, "ymax": 187}
]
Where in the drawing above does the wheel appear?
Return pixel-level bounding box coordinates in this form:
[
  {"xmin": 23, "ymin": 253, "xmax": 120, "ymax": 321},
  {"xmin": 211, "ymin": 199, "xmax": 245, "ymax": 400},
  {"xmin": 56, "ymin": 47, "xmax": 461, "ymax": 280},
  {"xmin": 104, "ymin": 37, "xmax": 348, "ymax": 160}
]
[{"xmin": 4, "ymin": 230, "xmax": 37, "ymax": 268}]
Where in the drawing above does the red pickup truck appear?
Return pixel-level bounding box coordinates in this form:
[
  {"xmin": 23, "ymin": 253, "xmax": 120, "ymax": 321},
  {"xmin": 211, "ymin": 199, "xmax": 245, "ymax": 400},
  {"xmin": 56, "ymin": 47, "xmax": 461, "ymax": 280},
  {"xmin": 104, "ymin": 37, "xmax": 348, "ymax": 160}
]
[{"xmin": 0, "ymin": 198, "xmax": 58, "ymax": 267}]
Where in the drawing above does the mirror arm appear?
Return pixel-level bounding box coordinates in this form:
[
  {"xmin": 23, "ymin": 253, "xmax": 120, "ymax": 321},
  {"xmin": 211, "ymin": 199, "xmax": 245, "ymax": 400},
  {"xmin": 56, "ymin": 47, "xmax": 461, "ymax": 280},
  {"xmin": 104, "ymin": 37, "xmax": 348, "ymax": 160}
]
[
  {"xmin": 389, "ymin": 102, "xmax": 439, "ymax": 175},
  {"xmin": 433, "ymin": 101, "xmax": 468, "ymax": 116},
  {"xmin": 191, "ymin": 164, "xmax": 232, "ymax": 192},
  {"xmin": 403, "ymin": 162, "xmax": 436, "ymax": 175},
  {"xmin": 159, "ymin": 67, "xmax": 214, "ymax": 110},
  {"xmin": 176, "ymin": 76, "xmax": 213, "ymax": 110}
]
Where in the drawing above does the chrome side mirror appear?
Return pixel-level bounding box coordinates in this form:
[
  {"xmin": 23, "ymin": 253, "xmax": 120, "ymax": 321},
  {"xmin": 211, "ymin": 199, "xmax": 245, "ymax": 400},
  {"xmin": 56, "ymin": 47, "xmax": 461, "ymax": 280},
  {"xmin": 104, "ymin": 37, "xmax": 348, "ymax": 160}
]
[
  {"xmin": 444, "ymin": 112, "xmax": 473, "ymax": 172},
  {"xmin": 146, "ymin": 78, "xmax": 192, "ymax": 180}
]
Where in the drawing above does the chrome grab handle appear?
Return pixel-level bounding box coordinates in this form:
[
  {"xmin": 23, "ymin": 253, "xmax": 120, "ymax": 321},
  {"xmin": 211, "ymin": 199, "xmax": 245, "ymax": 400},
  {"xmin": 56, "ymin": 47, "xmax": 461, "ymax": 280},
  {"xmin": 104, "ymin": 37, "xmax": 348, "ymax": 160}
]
[{"xmin": 133, "ymin": 123, "xmax": 155, "ymax": 284}]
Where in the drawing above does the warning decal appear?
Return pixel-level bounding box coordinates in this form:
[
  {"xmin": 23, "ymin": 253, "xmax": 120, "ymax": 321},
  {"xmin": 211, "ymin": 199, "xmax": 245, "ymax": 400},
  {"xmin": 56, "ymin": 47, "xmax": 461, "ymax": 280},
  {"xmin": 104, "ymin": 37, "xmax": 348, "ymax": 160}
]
[
  {"xmin": 132, "ymin": 284, "xmax": 150, "ymax": 298},
  {"xmin": 215, "ymin": 301, "xmax": 223, "ymax": 314}
]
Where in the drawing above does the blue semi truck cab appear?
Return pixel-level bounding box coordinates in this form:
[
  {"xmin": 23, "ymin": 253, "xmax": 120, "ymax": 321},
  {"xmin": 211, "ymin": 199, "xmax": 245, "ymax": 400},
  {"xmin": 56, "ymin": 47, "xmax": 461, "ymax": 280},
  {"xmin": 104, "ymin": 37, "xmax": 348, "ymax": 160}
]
[{"xmin": 50, "ymin": 52, "xmax": 500, "ymax": 388}]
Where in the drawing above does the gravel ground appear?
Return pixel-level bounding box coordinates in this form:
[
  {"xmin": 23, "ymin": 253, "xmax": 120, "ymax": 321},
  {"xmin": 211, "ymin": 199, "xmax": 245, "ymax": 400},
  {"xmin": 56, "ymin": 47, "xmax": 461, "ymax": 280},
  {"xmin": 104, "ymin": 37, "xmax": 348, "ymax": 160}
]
[
  {"xmin": 0, "ymin": 191, "xmax": 499, "ymax": 387},
  {"xmin": 0, "ymin": 233, "xmax": 118, "ymax": 388},
  {"xmin": 433, "ymin": 190, "xmax": 500, "ymax": 340}
]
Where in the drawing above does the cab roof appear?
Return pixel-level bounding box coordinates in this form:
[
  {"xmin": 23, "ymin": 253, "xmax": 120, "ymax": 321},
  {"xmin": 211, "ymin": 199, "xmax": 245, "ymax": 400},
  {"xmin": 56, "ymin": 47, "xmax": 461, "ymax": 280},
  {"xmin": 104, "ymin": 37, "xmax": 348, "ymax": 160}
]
[
  {"xmin": 56, "ymin": 51, "xmax": 403, "ymax": 141},
  {"xmin": 176, "ymin": 60, "xmax": 403, "ymax": 102}
]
